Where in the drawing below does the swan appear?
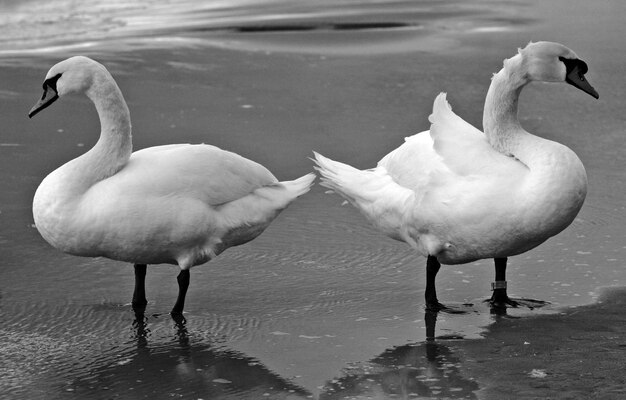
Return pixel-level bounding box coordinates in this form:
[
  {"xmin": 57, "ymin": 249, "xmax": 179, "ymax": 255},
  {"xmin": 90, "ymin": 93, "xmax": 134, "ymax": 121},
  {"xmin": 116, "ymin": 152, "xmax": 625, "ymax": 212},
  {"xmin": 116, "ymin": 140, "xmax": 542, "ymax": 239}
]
[
  {"xmin": 28, "ymin": 56, "xmax": 315, "ymax": 317},
  {"xmin": 313, "ymin": 41, "xmax": 598, "ymax": 311}
]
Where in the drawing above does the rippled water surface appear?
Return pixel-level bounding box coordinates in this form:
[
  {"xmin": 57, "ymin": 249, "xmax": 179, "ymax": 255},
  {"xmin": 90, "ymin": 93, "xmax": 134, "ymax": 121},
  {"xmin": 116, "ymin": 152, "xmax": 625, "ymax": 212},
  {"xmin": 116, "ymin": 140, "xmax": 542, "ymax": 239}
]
[{"xmin": 1, "ymin": 0, "xmax": 625, "ymax": 398}]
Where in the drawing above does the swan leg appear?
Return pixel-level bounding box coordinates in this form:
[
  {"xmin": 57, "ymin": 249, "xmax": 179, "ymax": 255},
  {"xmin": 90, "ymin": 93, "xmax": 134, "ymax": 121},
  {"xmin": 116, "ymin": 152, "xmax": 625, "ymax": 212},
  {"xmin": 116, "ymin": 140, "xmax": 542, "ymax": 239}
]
[
  {"xmin": 425, "ymin": 255, "xmax": 445, "ymax": 311},
  {"xmin": 425, "ymin": 256, "xmax": 469, "ymax": 314},
  {"xmin": 490, "ymin": 257, "xmax": 512, "ymax": 306},
  {"xmin": 489, "ymin": 258, "xmax": 548, "ymax": 309},
  {"xmin": 132, "ymin": 263, "xmax": 148, "ymax": 311},
  {"xmin": 171, "ymin": 270, "xmax": 190, "ymax": 317}
]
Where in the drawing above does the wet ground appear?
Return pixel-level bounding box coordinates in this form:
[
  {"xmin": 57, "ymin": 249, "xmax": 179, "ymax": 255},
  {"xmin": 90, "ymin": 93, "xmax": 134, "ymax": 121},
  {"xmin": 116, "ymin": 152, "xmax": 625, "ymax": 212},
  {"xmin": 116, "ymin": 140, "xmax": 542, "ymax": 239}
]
[{"xmin": 1, "ymin": 0, "xmax": 625, "ymax": 398}]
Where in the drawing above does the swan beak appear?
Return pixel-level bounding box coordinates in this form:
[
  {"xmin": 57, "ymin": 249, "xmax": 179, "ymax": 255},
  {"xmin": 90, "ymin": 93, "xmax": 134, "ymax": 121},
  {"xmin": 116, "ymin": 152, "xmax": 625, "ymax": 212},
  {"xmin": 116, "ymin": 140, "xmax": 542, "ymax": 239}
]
[
  {"xmin": 28, "ymin": 85, "xmax": 59, "ymax": 118},
  {"xmin": 565, "ymin": 64, "xmax": 599, "ymax": 99}
]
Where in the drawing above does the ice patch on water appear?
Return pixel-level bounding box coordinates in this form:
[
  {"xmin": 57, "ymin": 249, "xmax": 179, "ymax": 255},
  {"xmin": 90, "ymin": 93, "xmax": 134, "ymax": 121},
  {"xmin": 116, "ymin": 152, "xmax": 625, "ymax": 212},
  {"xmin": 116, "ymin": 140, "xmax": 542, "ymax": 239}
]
[
  {"xmin": 270, "ymin": 331, "xmax": 290, "ymax": 336},
  {"xmin": 529, "ymin": 369, "xmax": 547, "ymax": 378},
  {"xmin": 299, "ymin": 334, "xmax": 323, "ymax": 339}
]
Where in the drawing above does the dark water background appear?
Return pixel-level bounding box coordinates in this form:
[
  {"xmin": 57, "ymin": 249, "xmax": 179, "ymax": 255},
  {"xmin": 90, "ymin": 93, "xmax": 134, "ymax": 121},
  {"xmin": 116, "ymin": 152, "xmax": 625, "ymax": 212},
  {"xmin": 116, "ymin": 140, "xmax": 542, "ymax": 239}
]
[{"xmin": 1, "ymin": 0, "xmax": 625, "ymax": 398}]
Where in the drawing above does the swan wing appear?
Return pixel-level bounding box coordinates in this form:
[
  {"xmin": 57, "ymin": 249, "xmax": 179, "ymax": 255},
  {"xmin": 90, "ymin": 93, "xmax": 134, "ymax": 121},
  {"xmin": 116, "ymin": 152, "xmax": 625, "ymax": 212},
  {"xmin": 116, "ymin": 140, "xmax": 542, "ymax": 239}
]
[
  {"xmin": 379, "ymin": 93, "xmax": 527, "ymax": 193},
  {"xmin": 111, "ymin": 144, "xmax": 278, "ymax": 205},
  {"xmin": 428, "ymin": 93, "xmax": 526, "ymax": 176},
  {"xmin": 372, "ymin": 93, "xmax": 532, "ymax": 261},
  {"xmin": 74, "ymin": 144, "xmax": 287, "ymax": 265}
]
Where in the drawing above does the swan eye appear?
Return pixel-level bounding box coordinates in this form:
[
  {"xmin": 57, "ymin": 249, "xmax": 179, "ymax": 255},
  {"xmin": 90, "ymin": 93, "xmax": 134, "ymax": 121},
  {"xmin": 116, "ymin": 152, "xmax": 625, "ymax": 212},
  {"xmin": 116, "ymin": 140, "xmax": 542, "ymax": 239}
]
[
  {"xmin": 558, "ymin": 56, "xmax": 588, "ymax": 75},
  {"xmin": 42, "ymin": 73, "xmax": 62, "ymax": 93}
]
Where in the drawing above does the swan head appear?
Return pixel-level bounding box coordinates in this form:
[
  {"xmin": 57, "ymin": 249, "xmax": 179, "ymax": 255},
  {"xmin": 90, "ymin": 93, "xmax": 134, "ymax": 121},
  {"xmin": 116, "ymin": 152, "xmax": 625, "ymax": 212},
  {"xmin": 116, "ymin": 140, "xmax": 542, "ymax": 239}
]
[
  {"xmin": 28, "ymin": 56, "xmax": 108, "ymax": 118},
  {"xmin": 514, "ymin": 41, "xmax": 599, "ymax": 99}
]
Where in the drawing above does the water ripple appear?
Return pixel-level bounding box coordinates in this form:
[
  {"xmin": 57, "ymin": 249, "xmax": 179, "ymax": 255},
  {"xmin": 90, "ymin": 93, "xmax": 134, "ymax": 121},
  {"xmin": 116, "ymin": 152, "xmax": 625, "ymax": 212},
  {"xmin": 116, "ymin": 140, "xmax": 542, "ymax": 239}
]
[{"xmin": 0, "ymin": 299, "xmax": 311, "ymax": 399}]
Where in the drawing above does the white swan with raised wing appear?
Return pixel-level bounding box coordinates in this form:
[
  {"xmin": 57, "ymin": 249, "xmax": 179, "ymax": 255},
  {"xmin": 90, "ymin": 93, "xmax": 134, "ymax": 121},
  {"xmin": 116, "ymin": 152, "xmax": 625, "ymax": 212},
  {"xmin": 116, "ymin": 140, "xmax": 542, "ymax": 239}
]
[{"xmin": 313, "ymin": 41, "xmax": 598, "ymax": 310}]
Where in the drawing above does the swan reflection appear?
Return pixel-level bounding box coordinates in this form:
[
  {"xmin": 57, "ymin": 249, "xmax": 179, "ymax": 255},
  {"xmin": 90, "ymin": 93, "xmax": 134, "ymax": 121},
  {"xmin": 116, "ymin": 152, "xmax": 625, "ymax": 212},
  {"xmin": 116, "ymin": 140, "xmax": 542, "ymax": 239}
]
[
  {"xmin": 320, "ymin": 311, "xmax": 479, "ymax": 399},
  {"xmin": 66, "ymin": 310, "xmax": 312, "ymax": 399}
]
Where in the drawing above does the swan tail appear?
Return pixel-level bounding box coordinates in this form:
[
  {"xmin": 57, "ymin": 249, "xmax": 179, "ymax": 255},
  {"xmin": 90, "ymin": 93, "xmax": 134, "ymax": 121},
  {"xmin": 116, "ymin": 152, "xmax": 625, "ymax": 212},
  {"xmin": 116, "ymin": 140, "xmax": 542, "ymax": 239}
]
[
  {"xmin": 312, "ymin": 152, "xmax": 415, "ymax": 236},
  {"xmin": 243, "ymin": 172, "xmax": 315, "ymax": 213},
  {"xmin": 212, "ymin": 173, "xmax": 315, "ymax": 252},
  {"xmin": 277, "ymin": 172, "xmax": 316, "ymax": 199},
  {"xmin": 312, "ymin": 152, "xmax": 374, "ymax": 203}
]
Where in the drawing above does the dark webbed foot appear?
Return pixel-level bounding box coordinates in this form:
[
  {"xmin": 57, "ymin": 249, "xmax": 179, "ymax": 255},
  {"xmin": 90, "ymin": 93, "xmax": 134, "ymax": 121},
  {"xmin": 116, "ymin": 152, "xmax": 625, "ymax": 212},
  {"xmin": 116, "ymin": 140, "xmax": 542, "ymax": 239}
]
[
  {"xmin": 487, "ymin": 258, "xmax": 549, "ymax": 310},
  {"xmin": 488, "ymin": 293, "xmax": 549, "ymax": 310},
  {"xmin": 170, "ymin": 311, "xmax": 187, "ymax": 326},
  {"xmin": 426, "ymin": 301, "xmax": 469, "ymax": 314},
  {"xmin": 488, "ymin": 284, "xmax": 549, "ymax": 310},
  {"xmin": 489, "ymin": 289, "xmax": 522, "ymax": 308},
  {"xmin": 426, "ymin": 300, "xmax": 447, "ymax": 312}
]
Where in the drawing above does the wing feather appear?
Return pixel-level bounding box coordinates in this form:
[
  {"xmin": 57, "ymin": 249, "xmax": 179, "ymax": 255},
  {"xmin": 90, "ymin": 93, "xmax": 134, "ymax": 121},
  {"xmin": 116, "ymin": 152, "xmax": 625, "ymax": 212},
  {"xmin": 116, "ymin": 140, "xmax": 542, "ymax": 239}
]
[
  {"xmin": 379, "ymin": 93, "xmax": 527, "ymax": 195},
  {"xmin": 104, "ymin": 144, "xmax": 278, "ymax": 206}
]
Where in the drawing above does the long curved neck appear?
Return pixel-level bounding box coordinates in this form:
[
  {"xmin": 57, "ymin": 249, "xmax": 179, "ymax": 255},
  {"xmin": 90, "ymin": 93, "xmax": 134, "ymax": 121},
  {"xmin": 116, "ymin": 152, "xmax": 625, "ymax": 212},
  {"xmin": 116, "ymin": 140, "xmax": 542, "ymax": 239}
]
[
  {"xmin": 88, "ymin": 71, "xmax": 132, "ymax": 173},
  {"xmin": 71, "ymin": 71, "xmax": 132, "ymax": 190},
  {"xmin": 482, "ymin": 54, "xmax": 531, "ymax": 156},
  {"xmin": 482, "ymin": 53, "xmax": 587, "ymax": 228},
  {"xmin": 32, "ymin": 67, "xmax": 133, "ymax": 244}
]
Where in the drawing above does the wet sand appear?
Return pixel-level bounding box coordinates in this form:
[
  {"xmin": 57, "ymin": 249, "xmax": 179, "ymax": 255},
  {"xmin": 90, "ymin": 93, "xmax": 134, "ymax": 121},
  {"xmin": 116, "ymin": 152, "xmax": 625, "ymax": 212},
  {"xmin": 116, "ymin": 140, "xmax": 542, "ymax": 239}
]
[{"xmin": 1, "ymin": 0, "xmax": 626, "ymax": 398}]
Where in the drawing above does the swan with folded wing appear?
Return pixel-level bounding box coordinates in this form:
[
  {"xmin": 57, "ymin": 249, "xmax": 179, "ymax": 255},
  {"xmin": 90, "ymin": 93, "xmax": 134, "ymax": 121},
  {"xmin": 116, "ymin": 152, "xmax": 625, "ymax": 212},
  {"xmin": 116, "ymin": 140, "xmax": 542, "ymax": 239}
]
[{"xmin": 29, "ymin": 56, "xmax": 315, "ymax": 317}]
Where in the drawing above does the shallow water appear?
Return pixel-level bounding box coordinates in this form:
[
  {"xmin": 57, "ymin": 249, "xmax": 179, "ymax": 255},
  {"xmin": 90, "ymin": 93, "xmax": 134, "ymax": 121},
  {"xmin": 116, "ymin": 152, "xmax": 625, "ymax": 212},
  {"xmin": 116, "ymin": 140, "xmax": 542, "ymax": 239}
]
[{"xmin": 1, "ymin": 0, "xmax": 626, "ymax": 398}]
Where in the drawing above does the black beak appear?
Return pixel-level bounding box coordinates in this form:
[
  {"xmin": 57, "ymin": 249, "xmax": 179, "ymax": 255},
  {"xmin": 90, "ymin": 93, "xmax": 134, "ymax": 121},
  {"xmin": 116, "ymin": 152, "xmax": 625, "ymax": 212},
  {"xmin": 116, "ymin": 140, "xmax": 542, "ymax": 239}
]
[
  {"xmin": 29, "ymin": 73, "xmax": 62, "ymax": 118},
  {"xmin": 28, "ymin": 84, "xmax": 59, "ymax": 118},
  {"xmin": 560, "ymin": 57, "xmax": 599, "ymax": 99}
]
